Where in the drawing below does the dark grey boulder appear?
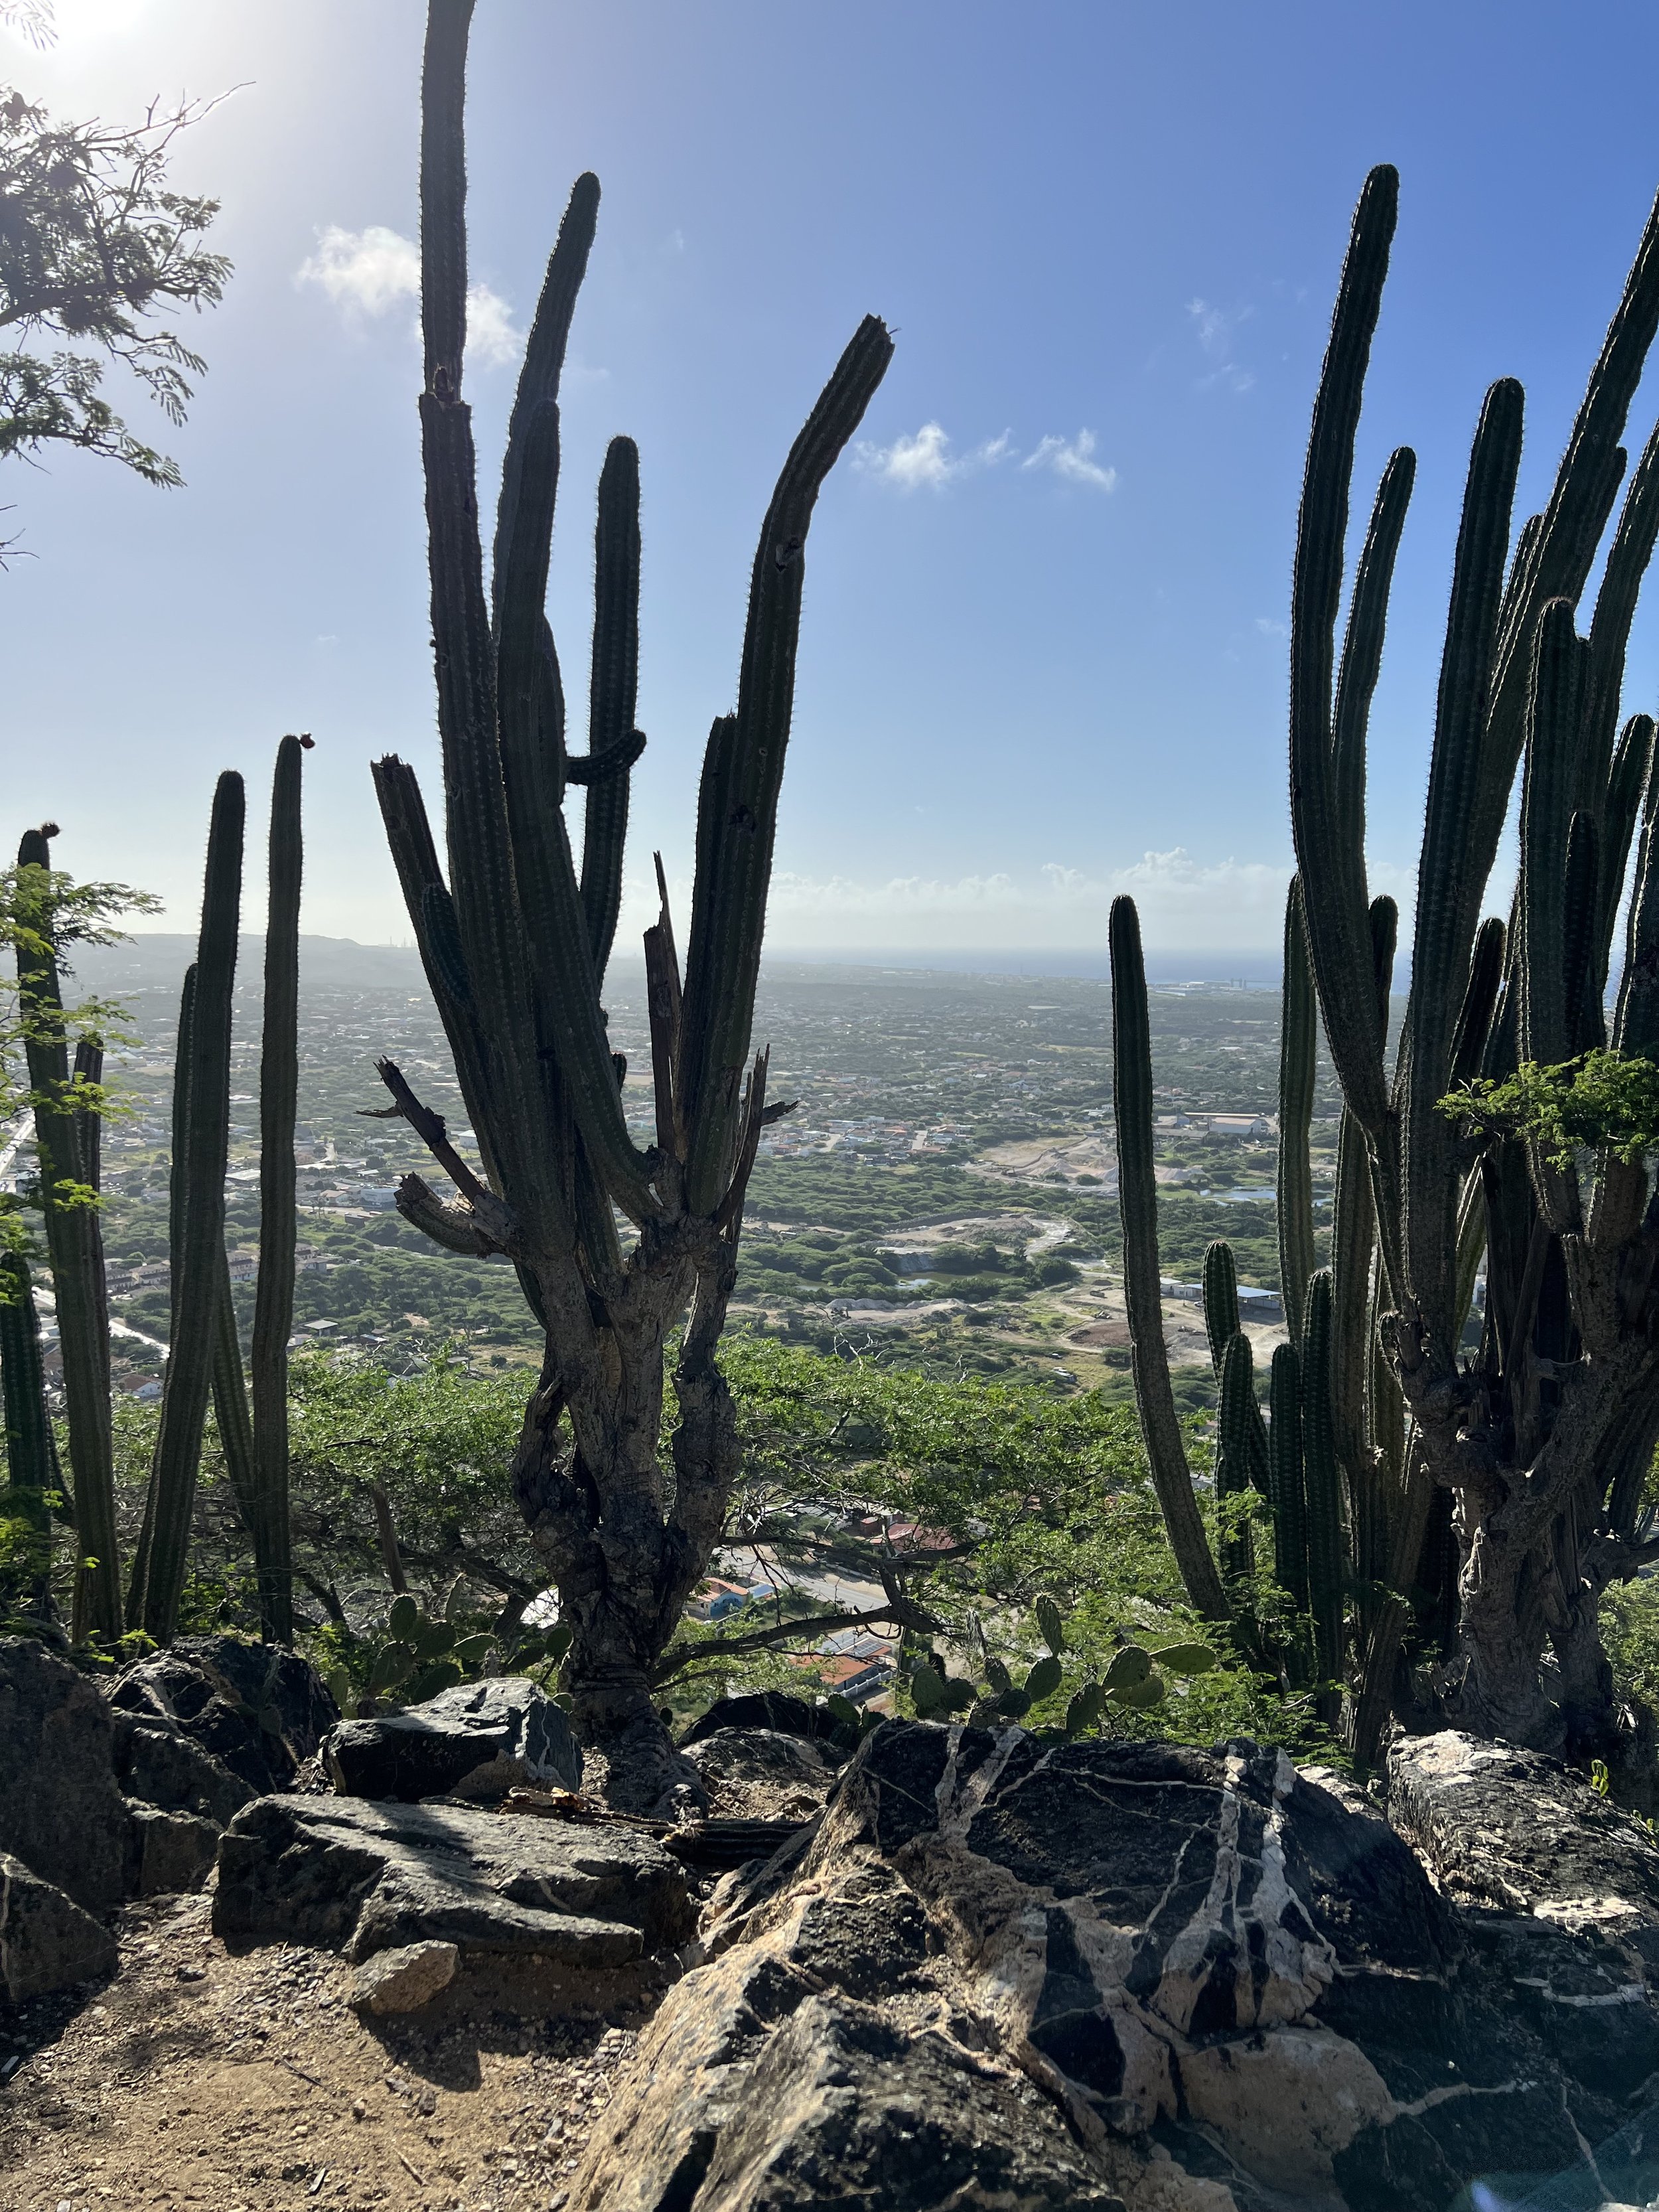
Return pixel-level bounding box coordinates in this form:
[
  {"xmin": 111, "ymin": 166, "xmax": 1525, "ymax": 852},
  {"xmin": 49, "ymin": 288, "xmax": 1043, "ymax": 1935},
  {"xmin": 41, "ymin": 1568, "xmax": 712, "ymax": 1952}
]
[
  {"xmin": 123, "ymin": 1802, "xmax": 221, "ymax": 1897},
  {"xmin": 575, "ymin": 1721, "xmax": 1659, "ymax": 2212},
  {"xmin": 0, "ymin": 1635, "xmax": 131, "ymax": 1913},
  {"xmin": 213, "ymin": 1793, "xmax": 694, "ymax": 1970},
  {"xmin": 680, "ymin": 1691, "xmax": 842, "ymax": 1753},
  {"xmin": 111, "ymin": 1709, "xmax": 255, "ymax": 1827},
  {"xmin": 109, "ymin": 1635, "xmax": 338, "ymax": 1797},
  {"xmin": 0, "ymin": 1853, "xmax": 117, "ymax": 2002},
  {"xmin": 322, "ymin": 1675, "xmax": 580, "ymax": 1802}
]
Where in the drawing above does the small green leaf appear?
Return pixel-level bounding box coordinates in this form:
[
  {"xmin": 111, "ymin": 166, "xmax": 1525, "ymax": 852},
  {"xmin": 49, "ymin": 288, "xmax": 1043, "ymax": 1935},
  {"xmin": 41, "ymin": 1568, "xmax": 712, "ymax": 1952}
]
[
  {"xmin": 1023, "ymin": 1654, "xmax": 1063, "ymax": 1703},
  {"xmin": 544, "ymin": 1621, "xmax": 573, "ymax": 1664},
  {"xmin": 942, "ymin": 1677, "xmax": 976, "ymax": 1714},
  {"xmin": 995, "ymin": 1686, "xmax": 1032, "ymax": 1719},
  {"xmin": 325, "ymin": 1665, "xmax": 354, "ymax": 1716},
  {"xmin": 1113, "ymin": 1668, "xmax": 1167, "ymax": 1710},
  {"xmin": 825, "ymin": 1694, "xmax": 860, "ymax": 1730},
  {"xmin": 388, "ymin": 1593, "xmax": 419, "ymax": 1643},
  {"xmin": 1104, "ymin": 1645, "xmax": 1153, "ymax": 1692},
  {"xmin": 449, "ymin": 1633, "xmax": 494, "ymax": 1667},
  {"xmin": 1147, "ymin": 1641, "xmax": 1218, "ymax": 1677},
  {"xmin": 1035, "ymin": 1595, "xmax": 1066, "ymax": 1657},
  {"xmin": 413, "ymin": 1619, "xmax": 457, "ymax": 1659},
  {"xmin": 983, "ymin": 1654, "xmax": 1011, "ymax": 1697}
]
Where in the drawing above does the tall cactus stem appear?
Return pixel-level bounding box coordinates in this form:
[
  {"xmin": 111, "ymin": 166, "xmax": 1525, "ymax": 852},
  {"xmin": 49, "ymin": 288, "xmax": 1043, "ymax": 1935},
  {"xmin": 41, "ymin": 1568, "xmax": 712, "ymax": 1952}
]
[
  {"xmin": 13, "ymin": 828, "xmax": 120, "ymax": 1640},
  {"xmin": 251, "ymin": 733, "xmax": 306, "ymax": 1643},
  {"xmin": 134, "ymin": 774, "xmax": 245, "ymax": 1642},
  {"xmin": 1278, "ymin": 877, "xmax": 1318, "ymax": 1349},
  {"xmin": 1110, "ymin": 895, "xmax": 1229, "ymax": 1621}
]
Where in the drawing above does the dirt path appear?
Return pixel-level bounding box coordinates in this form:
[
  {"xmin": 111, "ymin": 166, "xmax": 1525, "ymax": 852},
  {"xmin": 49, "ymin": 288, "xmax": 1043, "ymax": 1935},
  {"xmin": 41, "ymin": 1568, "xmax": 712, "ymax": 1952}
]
[{"xmin": 1, "ymin": 1888, "xmax": 647, "ymax": 2212}]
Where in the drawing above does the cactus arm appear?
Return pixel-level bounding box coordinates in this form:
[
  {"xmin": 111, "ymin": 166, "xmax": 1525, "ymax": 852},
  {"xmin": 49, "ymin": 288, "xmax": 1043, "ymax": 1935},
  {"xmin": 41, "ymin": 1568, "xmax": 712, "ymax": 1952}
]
[
  {"xmin": 1277, "ymin": 877, "xmax": 1319, "ymax": 1348},
  {"xmin": 1613, "ymin": 759, "xmax": 1659, "ymax": 1062},
  {"xmin": 1267, "ymin": 1342, "xmax": 1310, "ymax": 1680},
  {"xmin": 1518, "ymin": 600, "xmax": 1590, "ymax": 1074},
  {"xmin": 1563, "ymin": 813, "xmax": 1603, "ymax": 1054},
  {"xmin": 1109, "ymin": 895, "xmax": 1230, "ymax": 1621},
  {"xmin": 581, "ymin": 437, "xmax": 643, "ymax": 979},
  {"xmin": 211, "ymin": 1240, "xmax": 257, "ymax": 1532},
  {"xmin": 1300, "ymin": 1270, "xmax": 1345, "ymax": 1700},
  {"xmin": 13, "ymin": 828, "xmax": 121, "ymax": 1639},
  {"xmin": 1514, "ymin": 603, "xmax": 1591, "ymax": 1235},
  {"xmin": 1597, "ymin": 714, "xmax": 1656, "ymax": 995},
  {"xmin": 0, "ymin": 1228, "xmax": 54, "ymax": 1606},
  {"xmin": 126, "ymin": 961, "xmax": 196, "ymax": 1629},
  {"xmin": 1202, "ymin": 1240, "xmax": 1240, "ymax": 1372},
  {"xmin": 1289, "ymin": 165, "xmax": 1398, "ymax": 1141},
  {"xmin": 1216, "ymin": 1331, "xmax": 1259, "ymax": 1577},
  {"xmin": 1448, "ymin": 915, "xmax": 1508, "ymax": 1096},
  {"xmin": 1400, "ymin": 380, "xmax": 1526, "ymax": 1351},
  {"xmin": 492, "ymin": 171, "xmax": 599, "ymax": 642},
  {"xmin": 136, "ymin": 774, "xmax": 244, "ymax": 1641},
  {"xmin": 249, "ymin": 733, "xmax": 304, "ymax": 1643},
  {"xmin": 1471, "ymin": 184, "xmax": 1659, "ymax": 888},
  {"xmin": 1329, "ymin": 1104, "xmax": 1374, "ymax": 1535},
  {"xmin": 1583, "ymin": 421, "xmax": 1659, "ymax": 812},
  {"xmin": 680, "ymin": 315, "xmax": 895, "ymax": 1213},
  {"xmin": 1331, "ymin": 445, "xmax": 1415, "ymax": 940},
  {"xmin": 417, "ymin": 7, "xmax": 557, "ymax": 1248},
  {"xmin": 370, "ymin": 757, "xmax": 498, "ymax": 1185}
]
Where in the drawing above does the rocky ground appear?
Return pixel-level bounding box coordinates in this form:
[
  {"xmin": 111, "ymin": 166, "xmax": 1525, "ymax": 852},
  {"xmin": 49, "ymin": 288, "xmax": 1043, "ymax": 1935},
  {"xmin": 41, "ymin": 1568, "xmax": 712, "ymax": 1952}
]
[{"xmin": 0, "ymin": 1883, "xmax": 652, "ymax": 2212}]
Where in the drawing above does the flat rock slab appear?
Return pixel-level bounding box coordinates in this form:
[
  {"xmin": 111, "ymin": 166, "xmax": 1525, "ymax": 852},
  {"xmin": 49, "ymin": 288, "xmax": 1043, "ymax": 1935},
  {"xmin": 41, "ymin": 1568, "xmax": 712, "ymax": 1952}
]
[
  {"xmin": 0, "ymin": 1852, "xmax": 117, "ymax": 2002},
  {"xmin": 212, "ymin": 1795, "xmax": 695, "ymax": 1974},
  {"xmin": 1388, "ymin": 1729, "xmax": 1659, "ymax": 1921},
  {"xmin": 323, "ymin": 1676, "xmax": 581, "ymax": 1803}
]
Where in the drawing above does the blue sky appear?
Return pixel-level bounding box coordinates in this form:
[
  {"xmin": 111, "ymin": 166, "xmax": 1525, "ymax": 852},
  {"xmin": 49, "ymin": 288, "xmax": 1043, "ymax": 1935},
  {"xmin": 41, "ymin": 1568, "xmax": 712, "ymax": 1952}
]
[{"xmin": 9, "ymin": 0, "xmax": 1659, "ymax": 956}]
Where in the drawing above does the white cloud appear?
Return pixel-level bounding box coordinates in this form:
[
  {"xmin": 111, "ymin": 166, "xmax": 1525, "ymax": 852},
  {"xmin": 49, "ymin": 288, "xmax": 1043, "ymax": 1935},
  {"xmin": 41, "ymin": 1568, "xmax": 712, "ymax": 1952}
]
[
  {"xmin": 855, "ymin": 422, "xmax": 1014, "ymax": 490},
  {"xmin": 298, "ymin": 224, "xmax": 420, "ymax": 315},
  {"xmin": 462, "ymin": 282, "xmax": 524, "ymax": 367},
  {"xmin": 297, "ymin": 224, "xmax": 523, "ymax": 366},
  {"xmin": 1187, "ymin": 297, "xmax": 1256, "ymax": 394},
  {"xmin": 1022, "ymin": 429, "xmax": 1116, "ymax": 492},
  {"xmin": 1254, "ymin": 616, "xmax": 1287, "ymax": 638}
]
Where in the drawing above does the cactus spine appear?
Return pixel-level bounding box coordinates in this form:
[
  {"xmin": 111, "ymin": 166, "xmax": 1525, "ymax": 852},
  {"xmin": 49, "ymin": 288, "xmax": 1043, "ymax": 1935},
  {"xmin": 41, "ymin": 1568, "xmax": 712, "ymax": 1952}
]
[
  {"xmin": 364, "ymin": 0, "xmax": 891, "ymax": 1801},
  {"xmin": 13, "ymin": 828, "xmax": 119, "ymax": 1639},
  {"xmin": 250, "ymin": 734, "xmax": 306, "ymax": 1643},
  {"xmin": 131, "ymin": 774, "xmax": 244, "ymax": 1643},
  {"xmin": 1288, "ymin": 161, "xmax": 1659, "ymax": 1766}
]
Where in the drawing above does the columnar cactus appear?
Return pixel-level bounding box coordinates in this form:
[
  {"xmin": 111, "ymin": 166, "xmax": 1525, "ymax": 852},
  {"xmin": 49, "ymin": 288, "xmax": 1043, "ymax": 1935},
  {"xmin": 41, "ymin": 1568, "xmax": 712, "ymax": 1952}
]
[
  {"xmin": 1288, "ymin": 162, "xmax": 1659, "ymax": 1767},
  {"xmin": 249, "ymin": 733, "xmax": 307, "ymax": 1643},
  {"xmin": 0, "ymin": 1220, "xmax": 56, "ymax": 1617},
  {"xmin": 13, "ymin": 827, "xmax": 118, "ymax": 1639},
  {"xmin": 1108, "ymin": 895, "xmax": 1230, "ymax": 1621},
  {"xmin": 367, "ymin": 0, "xmax": 891, "ymax": 1806},
  {"xmin": 128, "ymin": 773, "xmax": 244, "ymax": 1641}
]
